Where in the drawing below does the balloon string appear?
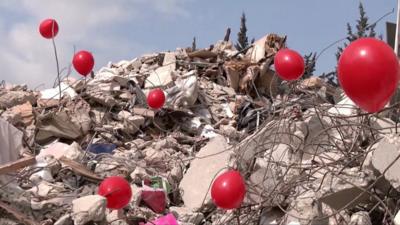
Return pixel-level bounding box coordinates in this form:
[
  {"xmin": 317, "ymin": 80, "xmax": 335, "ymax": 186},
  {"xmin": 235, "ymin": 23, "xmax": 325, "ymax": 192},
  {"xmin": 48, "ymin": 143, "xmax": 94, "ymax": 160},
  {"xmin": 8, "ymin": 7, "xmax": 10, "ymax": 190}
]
[
  {"xmin": 51, "ymin": 21, "xmax": 62, "ymax": 103},
  {"xmin": 104, "ymin": 188, "xmax": 121, "ymax": 197}
]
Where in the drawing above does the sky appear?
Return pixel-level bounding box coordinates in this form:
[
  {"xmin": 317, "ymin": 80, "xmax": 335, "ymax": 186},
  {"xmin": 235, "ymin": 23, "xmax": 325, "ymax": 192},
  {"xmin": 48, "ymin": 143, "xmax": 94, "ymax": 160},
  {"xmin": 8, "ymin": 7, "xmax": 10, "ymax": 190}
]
[{"xmin": 0, "ymin": 0, "xmax": 397, "ymax": 89}]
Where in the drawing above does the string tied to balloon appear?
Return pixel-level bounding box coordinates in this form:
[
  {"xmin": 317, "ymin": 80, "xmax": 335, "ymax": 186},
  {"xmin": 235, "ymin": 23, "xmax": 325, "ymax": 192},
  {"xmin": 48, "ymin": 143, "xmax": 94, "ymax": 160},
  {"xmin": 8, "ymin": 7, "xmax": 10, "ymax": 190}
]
[{"xmin": 39, "ymin": 18, "xmax": 62, "ymax": 102}]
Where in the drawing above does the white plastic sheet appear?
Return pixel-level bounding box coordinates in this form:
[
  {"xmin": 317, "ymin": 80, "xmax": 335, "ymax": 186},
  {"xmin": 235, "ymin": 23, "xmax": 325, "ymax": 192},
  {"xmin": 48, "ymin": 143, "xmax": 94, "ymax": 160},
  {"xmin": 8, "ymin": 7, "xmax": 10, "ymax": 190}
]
[{"xmin": 0, "ymin": 118, "xmax": 23, "ymax": 165}]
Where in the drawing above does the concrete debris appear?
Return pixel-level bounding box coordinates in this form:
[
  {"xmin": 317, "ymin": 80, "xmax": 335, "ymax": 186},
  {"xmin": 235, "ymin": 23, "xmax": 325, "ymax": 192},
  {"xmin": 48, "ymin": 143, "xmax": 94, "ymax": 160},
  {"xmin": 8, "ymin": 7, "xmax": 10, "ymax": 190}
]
[
  {"xmin": 245, "ymin": 166, "xmax": 285, "ymax": 207},
  {"xmin": 259, "ymin": 208, "xmax": 285, "ymax": 225},
  {"xmin": 39, "ymin": 82, "xmax": 77, "ymax": 108},
  {"xmin": 0, "ymin": 118, "xmax": 23, "ymax": 166},
  {"xmin": 145, "ymin": 64, "xmax": 175, "ymax": 88},
  {"xmin": 106, "ymin": 209, "xmax": 129, "ymax": 225},
  {"xmin": 179, "ymin": 135, "xmax": 231, "ymax": 210},
  {"xmin": 318, "ymin": 168, "xmax": 373, "ymax": 211},
  {"xmin": 349, "ymin": 211, "xmax": 372, "ymax": 225},
  {"xmin": 2, "ymin": 101, "xmax": 34, "ymax": 126},
  {"xmin": 395, "ymin": 210, "xmax": 400, "ymax": 225},
  {"xmin": 170, "ymin": 206, "xmax": 204, "ymax": 224},
  {"xmin": 72, "ymin": 195, "xmax": 107, "ymax": 225},
  {"xmin": 246, "ymin": 33, "xmax": 286, "ymax": 63},
  {"xmin": 0, "ymin": 90, "xmax": 36, "ymax": 109},
  {"xmin": 54, "ymin": 214, "xmax": 73, "ymax": 225},
  {"xmin": 38, "ymin": 141, "xmax": 83, "ymax": 161},
  {"xmin": 371, "ymin": 135, "xmax": 400, "ymax": 190},
  {"xmin": 1, "ymin": 34, "xmax": 399, "ymax": 225},
  {"xmin": 285, "ymin": 190, "xmax": 329, "ymax": 225}
]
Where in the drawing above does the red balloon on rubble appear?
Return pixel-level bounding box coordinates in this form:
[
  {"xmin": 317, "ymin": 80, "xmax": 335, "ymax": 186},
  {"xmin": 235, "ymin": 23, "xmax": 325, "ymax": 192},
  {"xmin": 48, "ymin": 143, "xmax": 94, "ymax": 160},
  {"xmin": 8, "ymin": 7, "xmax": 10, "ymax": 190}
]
[
  {"xmin": 211, "ymin": 170, "xmax": 246, "ymax": 210},
  {"xmin": 73, "ymin": 50, "xmax": 95, "ymax": 76},
  {"xmin": 274, "ymin": 48, "xmax": 305, "ymax": 80},
  {"xmin": 39, "ymin": 18, "xmax": 59, "ymax": 39},
  {"xmin": 338, "ymin": 38, "xmax": 399, "ymax": 113},
  {"xmin": 98, "ymin": 176, "xmax": 132, "ymax": 209},
  {"xmin": 147, "ymin": 88, "xmax": 166, "ymax": 109}
]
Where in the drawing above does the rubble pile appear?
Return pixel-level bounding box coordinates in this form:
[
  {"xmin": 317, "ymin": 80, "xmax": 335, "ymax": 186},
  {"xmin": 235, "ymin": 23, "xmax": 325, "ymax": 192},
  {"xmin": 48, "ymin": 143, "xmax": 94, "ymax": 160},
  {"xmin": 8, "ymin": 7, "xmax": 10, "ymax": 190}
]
[{"xmin": 0, "ymin": 34, "xmax": 399, "ymax": 225}]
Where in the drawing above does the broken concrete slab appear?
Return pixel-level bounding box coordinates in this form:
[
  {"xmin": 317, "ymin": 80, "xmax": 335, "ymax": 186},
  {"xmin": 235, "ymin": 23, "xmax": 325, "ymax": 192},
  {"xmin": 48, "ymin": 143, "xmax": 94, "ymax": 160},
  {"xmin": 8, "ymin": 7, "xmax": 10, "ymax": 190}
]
[
  {"xmin": 349, "ymin": 211, "xmax": 372, "ymax": 225},
  {"xmin": 318, "ymin": 168, "xmax": 373, "ymax": 211},
  {"xmin": 163, "ymin": 52, "xmax": 177, "ymax": 67},
  {"xmin": 54, "ymin": 214, "xmax": 73, "ymax": 225},
  {"xmin": 179, "ymin": 135, "xmax": 231, "ymax": 210},
  {"xmin": 327, "ymin": 95, "xmax": 358, "ymax": 116},
  {"xmin": 170, "ymin": 206, "xmax": 204, "ymax": 224},
  {"xmin": 234, "ymin": 119, "xmax": 306, "ymax": 171},
  {"xmin": 39, "ymin": 82, "xmax": 77, "ymax": 102},
  {"xmin": 259, "ymin": 208, "xmax": 285, "ymax": 225},
  {"xmin": 371, "ymin": 135, "xmax": 400, "ymax": 191},
  {"xmin": 72, "ymin": 195, "xmax": 107, "ymax": 225},
  {"xmin": 0, "ymin": 90, "xmax": 36, "ymax": 109},
  {"xmin": 117, "ymin": 110, "xmax": 145, "ymax": 133},
  {"xmin": 395, "ymin": 210, "xmax": 400, "ymax": 225},
  {"xmin": 0, "ymin": 118, "xmax": 23, "ymax": 166},
  {"xmin": 245, "ymin": 166, "xmax": 285, "ymax": 207},
  {"xmin": 38, "ymin": 142, "xmax": 83, "ymax": 161},
  {"xmin": 245, "ymin": 33, "xmax": 286, "ymax": 63},
  {"xmin": 106, "ymin": 209, "xmax": 129, "ymax": 225},
  {"xmin": 35, "ymin": 108, "xmax": 91, "ymax": 144},
  {"xmin": 2, "ymin": 101, "xmax": 34, "ymax": 126},
  {"xmin": 145, "ymin": 64, "xmax": 175, "ymax": 88},
  {"xmin": 285, "ymin": 189, "xmax": 329, "ymax": 225},
  {"xmin": 27, "ymin": 181, "xmax": 65, "ymax": 198}
]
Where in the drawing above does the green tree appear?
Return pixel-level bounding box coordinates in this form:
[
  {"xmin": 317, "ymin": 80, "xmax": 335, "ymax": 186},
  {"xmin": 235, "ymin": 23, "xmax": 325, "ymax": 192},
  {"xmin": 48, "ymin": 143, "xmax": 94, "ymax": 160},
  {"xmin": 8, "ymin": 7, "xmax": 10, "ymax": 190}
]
[
  {"xmin": 323, "ymin": 2, "xmax": 377, "ymax": 87},
  {"xmin": 303, "ymin": 52, "xmax": 316, "ymax": 79},
  {"xmin": 336, "ymin": 2, "xmax": 376, "ymax": 60},
  {"xmin": 235, "ymin": 12, "xmax": 249, "ymax": 51},
  {"xmin": 192, "ymin": 37, "xmax": 196, "ymax": 51}
]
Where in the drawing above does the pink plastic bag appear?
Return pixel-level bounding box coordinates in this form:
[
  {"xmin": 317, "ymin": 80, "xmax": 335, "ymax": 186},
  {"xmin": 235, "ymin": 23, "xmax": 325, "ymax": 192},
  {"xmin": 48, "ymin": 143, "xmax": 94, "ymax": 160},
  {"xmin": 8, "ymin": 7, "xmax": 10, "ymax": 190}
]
[{"xmin": 142, "ymin": 213, "xmax": 178, "ymax": 225}]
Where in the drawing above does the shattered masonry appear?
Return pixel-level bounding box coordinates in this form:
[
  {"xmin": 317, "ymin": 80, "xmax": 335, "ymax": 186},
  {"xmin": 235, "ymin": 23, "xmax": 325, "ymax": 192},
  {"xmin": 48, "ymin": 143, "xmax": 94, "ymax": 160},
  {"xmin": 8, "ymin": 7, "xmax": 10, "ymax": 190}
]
[{"xmin": 0, "ymin": 34, "xmax": 399, "ymax": 225}]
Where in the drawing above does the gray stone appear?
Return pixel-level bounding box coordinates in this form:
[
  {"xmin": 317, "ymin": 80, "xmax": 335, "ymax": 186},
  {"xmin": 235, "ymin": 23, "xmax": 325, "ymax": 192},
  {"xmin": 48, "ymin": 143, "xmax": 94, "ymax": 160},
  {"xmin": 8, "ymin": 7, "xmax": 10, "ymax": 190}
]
[
  {"xmin": 395, "ymin": 210, "xmax": 400, "ymax": 225},
  {"xmin": 54, "ymin": 214, "xmax": 73, "ymax": 225},
  {"xmin": 0, "ymin": 90, "xmax": 36, "ymax": 109},
  {"xmin": 259, "ymin": 208, "xmax": 284, "ymax": 225},
  {"xmin": 318, "ymin": 168, "xmax": 373, "ymax": 211},
  {"xmin": 349, "ymin": 211, "xmax": 372, "ymax": 225},
  {"xmin": 130, "ymin": 167, "xmax": 149, "ymax": 184},
  {"xmin": 170, "ymin": 206, "xmax": 204, "ymax": 224},
  {"xmin": 235, "ymin": 120, "xmax": 306, "ymax": 171},
  {"xmin": 72, "ymin": 195, "xmax": 107, "ymax": 225},
  {"xmin": 179, "ymin": 135, "xmax": 231, "ymax": 210},
  {"xmin": 106, "ymin": 209, "xmax": 129, "ymax": 225},
  {"xmin": 245, "ymin": 167, "xmax": 284, "ymax": 207},
  {"xmin": 285, "ymin": 190, "xmax": 328, "ymax": 225},
  {"xmin": 371, "ymin": 135, "xmax": 400, "ymax": 190},
  {"xmin": 117, "ymin": 110, "xmax": 145, "ymax": 133}
]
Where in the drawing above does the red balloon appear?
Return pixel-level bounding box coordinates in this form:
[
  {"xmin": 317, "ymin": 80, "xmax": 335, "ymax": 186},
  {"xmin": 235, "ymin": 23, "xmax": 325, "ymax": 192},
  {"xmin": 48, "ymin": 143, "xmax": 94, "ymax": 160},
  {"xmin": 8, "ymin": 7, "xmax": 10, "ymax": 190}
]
[
  {"xmin": 274, "ymin": 48, "xmax": 305, "ymax": 80},
  {"xmin": 39, "ymin": 19, "xmax": 59, "ymax": 39},
  {"xmin": 211, "ymin": 170, "xmax": 246, "ymax": 210},
  {"xmin": 73, "ymin": 50, "xmax": 95, "ymax": 76},
  {"xmin": 98, "ymin": 176, "xmax": 132, "ymax": 209},
  {"xmin": 147, "ymin": 88, "xmax": 165, "ymax": 109},
  {"xmin": 338, "ymin": 38, "xmax": 399, "ymax": 113}
]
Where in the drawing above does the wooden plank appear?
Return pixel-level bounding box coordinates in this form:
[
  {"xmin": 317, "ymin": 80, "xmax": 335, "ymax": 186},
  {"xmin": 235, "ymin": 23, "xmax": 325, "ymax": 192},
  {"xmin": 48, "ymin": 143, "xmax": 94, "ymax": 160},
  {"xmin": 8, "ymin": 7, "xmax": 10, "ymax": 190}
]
[
  {"xmin": 0, "ymin": 157, "xmax": 36, "ymax": 175},
  {"xmin": 0, "ymin": 201, "xmax": 39, "ymax": 225},
  {"xmin": 59, "ymin": 156, "xmax": 102, "ymax": 181}
]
